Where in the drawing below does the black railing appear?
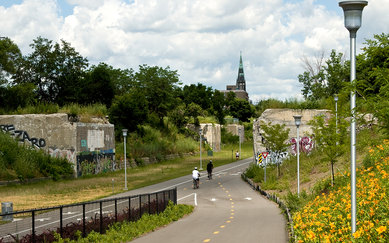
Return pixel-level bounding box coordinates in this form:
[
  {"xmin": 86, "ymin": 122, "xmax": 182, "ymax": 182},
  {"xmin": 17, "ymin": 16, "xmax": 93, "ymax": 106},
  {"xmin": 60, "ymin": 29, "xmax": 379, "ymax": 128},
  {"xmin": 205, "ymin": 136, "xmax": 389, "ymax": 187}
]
[{"xmin": 0, "ymin": 188, "xmax": 177, "ymax": 243}]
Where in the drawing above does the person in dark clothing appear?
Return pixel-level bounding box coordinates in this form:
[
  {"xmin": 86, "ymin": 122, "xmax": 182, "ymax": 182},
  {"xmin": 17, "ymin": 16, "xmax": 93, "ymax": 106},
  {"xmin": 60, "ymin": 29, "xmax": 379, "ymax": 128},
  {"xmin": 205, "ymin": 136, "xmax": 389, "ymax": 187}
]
[{"xmin": 207, "ymin": 160, "xmax": 214, "ymax": 179}]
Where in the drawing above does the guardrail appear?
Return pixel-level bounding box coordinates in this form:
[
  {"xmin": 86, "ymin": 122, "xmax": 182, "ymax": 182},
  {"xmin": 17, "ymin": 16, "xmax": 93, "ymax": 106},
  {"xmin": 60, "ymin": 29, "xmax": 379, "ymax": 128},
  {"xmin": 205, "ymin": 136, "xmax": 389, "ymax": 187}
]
[
  {"xmin": 0, "ymin": 188, "xmax": 177, "ymax": 243},
  {"xmin": 241, "ymin": 174, "xmax": 295, "ymax": 241}
]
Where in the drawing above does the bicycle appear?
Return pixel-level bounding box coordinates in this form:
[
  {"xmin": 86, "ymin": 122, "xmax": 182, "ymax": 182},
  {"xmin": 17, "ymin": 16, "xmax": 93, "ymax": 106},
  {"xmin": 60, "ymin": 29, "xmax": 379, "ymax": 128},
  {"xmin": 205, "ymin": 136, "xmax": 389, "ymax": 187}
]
[{"xmin": 193, "ymin": 178, "xmax": 199, "ymax": 189}]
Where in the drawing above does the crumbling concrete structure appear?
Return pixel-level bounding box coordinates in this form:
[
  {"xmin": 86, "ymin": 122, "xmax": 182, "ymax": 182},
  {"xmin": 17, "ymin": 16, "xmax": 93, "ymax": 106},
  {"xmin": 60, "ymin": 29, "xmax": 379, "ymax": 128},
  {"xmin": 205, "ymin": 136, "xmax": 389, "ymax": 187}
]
[{"xmin": 0, "ymin": 113, "xmax": 115, "ymax": 177}]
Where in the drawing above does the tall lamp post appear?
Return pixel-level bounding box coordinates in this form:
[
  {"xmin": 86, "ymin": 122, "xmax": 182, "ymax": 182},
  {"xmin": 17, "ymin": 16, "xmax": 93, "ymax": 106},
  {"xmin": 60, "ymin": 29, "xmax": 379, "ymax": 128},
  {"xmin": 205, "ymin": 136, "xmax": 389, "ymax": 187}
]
[
  {"xmin": 122, "ymin": 129, "xmax": 128, "ymax": 190},
  {"xmin": 199, "ymin": 128, "xmax": 203, "ymax": 170},
  {"xmin": 293, "ymin": 115, "xmax": 302, "ymax": 196},
  {"xmin": 339, "ymin": 0, "xmax": 367, "ymax": 235},
  {"xmin": 238, "ymin": 127, "xmax": 242, "ymax": 159},
  {"xmin": 333, "ymin": 95, "xmax": 339, "ymax": 187}
]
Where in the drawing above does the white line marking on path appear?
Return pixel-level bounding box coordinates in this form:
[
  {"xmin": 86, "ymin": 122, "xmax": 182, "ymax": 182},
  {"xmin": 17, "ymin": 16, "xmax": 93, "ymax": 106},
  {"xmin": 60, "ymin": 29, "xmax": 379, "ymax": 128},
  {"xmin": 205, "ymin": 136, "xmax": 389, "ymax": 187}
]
[
  {"xmin": 64, "ymin": 211, "xmax": 78, "ymax": 215},
  {"xmin": 244, "ymin": 197, "xmax": 252, "ymax": 200},
  {"xmin": 36, "ymin": 218, "xmax": 51, "ymax": 222},
  {"xmin": 177, "ymin": 193, "xmax": 197, "ymax": 206},
  {"xmin": 230, "ymin": 172, "xmax": 242, "ymax": 176}
]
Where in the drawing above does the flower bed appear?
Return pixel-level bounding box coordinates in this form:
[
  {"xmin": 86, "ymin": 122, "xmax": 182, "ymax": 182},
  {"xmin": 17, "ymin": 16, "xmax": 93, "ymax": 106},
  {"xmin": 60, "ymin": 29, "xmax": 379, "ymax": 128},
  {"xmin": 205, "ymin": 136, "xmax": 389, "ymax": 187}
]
[{"xmin": 293, "ymin": 140, "xmax": 389, "ymax": 242}]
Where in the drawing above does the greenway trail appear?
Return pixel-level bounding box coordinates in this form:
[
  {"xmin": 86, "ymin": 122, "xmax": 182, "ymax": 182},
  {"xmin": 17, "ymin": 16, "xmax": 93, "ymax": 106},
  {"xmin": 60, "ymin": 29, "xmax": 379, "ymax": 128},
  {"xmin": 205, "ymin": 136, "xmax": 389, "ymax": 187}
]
[{"xmin": 130, "ymin": 158, "xmax": 288, "ymax": 243}]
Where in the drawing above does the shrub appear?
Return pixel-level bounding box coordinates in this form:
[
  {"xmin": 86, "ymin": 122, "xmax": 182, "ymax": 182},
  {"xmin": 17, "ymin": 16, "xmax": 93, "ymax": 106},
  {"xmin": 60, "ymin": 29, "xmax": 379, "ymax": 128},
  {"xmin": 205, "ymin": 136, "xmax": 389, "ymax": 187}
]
[{"xmin": 0, "ymin": 132, "xmax": 73, "ymax": 181}]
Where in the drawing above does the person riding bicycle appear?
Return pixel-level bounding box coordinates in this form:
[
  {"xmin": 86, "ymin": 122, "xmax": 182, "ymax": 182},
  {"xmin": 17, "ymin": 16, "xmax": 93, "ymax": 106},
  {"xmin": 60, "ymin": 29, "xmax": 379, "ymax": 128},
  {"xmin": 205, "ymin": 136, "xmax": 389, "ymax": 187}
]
[
  {"xmin": 192, "ymin": 167, "xmax": 200, "ymax": 188},
  {"xmin": 207, "ymin": 160, "xmax": 214, "ymax": 179}
]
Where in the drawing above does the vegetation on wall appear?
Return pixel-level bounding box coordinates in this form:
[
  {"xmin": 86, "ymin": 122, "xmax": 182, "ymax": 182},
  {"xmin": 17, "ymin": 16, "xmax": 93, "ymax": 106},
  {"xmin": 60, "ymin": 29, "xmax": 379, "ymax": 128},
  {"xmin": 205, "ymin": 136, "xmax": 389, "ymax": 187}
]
[{"xmin": 0, "ymin": 132, "xmax": 73, "ymax": 181}]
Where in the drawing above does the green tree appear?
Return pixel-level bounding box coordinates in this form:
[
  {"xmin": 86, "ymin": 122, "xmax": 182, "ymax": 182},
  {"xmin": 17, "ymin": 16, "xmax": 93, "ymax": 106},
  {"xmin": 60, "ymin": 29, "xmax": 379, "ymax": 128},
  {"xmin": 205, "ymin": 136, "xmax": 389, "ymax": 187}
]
[
  {"xmin": 298, "ymin": 50, "xmax": 348, "ymax": 101},
  {"xmin": 309, "ymin": 113, "xmax": 347, "ymax": 185},
  {"xmin": 109, "ymin": 92, "xmax": 148, "ymax": 136},
  {"xmin": 0, "ymin": 83, "xmax": 36, "ymax": 112},
  {"xmin": 134, "ymin": 65, "xmax": 181, "ymax": 126},
  {"xmin": 356, "ymin": 33, "xmax": 389, "ymax": 137},
  {"xmin": 14, "ymin": 37, "xmax": 88, "ymax": 104},
  {"xmin": 0, "ymin": 37, "xmax": 22, "ymax": 85},
  {"xmin": 211, "ymin": 90, "xmax": 226, "ymax": 124},
  {"xmin": 82, "ymin": 63, "xmax": 115, "ymax": 107},
  {"xmin": 186, "ymin": 102, "xmax": 203, "ymax": 126},
  {"xmin": 168, "ymin": 103, "xmax": 188, "ymax": 130},
  {"xmin": 228, "ymin": 98, "xmax": 254, "ymax": 122},
  {"xmin": 260, "ymin": 121, "xmax": 290, "ymax": 177},
  {"xmin": 181, "ymin": 83, "xmax": 213, "ymax": 110},
  {"xmin": 357, "ymin": 33, "xmax": 389, "ymax": 98}
]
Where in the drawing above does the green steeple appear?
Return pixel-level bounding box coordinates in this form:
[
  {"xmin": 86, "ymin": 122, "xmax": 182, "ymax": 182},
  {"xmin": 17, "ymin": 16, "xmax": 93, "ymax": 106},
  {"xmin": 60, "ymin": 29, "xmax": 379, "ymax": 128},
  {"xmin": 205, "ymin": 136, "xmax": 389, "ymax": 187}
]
[{"xmin": 236, "ymin": 51, "xmax": 246, "ymax": 91}]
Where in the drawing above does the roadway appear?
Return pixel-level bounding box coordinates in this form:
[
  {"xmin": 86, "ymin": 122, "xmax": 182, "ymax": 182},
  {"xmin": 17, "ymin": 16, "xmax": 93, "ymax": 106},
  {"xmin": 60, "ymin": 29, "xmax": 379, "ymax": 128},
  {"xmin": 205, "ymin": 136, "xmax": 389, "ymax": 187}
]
[{"xmin": 130, "ymin": 158, "xmax": 288, "ymax": 243}]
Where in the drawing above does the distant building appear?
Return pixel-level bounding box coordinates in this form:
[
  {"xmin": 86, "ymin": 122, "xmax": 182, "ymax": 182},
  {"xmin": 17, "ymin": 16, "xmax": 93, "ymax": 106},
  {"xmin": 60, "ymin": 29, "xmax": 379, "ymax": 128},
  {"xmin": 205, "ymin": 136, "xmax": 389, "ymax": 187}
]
[{"xmin": 219, "ymin": 52, "xmax": 249, "ymax": 101}]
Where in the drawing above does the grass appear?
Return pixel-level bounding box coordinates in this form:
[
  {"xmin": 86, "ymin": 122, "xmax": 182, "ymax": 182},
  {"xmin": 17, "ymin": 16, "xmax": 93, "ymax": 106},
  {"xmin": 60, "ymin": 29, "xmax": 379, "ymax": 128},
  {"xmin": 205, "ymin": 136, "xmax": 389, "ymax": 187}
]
[{"xmin": 0, "ymin": 141, "xmax": 253, "ymax": 211}]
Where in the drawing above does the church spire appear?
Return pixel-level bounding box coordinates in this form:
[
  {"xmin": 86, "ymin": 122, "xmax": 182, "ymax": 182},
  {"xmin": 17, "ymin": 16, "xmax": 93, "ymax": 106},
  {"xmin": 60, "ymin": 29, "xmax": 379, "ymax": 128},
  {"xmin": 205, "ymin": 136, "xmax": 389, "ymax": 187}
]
[{"xmin": 236, "ymin": 51, "xmax": 246, "ymax": 91}]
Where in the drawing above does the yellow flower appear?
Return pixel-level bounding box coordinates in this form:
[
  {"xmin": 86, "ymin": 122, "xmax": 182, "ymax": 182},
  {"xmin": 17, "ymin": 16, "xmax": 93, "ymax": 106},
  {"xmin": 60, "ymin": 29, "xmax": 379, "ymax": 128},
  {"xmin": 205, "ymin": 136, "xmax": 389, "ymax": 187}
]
[
  {"xmin": 353, "ymin": 229, "xmax": 362, "ymax": 238},
  {"xmin": 307, "ymin": 230, "xmax": 316, "ymax": 240},
  {"xmin": 376, "ymin": 226, "xmax": 387, "ymax": 234}
]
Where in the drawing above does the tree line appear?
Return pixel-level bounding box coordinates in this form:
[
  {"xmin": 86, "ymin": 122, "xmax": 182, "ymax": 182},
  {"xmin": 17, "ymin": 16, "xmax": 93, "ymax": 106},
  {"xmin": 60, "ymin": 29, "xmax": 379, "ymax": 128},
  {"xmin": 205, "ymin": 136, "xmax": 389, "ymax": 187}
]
[
  {"xmin": 298, "ymin": 32, "xmax": 389, "ymax": 136},
  {"xmin": 0, "ymin": 36, "xmax": 255, "ymax": 136}
]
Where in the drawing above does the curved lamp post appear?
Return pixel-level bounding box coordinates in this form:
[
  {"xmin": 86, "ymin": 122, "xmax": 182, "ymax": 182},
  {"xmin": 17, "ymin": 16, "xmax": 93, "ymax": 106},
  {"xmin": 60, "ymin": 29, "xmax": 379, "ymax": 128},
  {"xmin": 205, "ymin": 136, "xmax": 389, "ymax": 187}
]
[
  {"xmin": 339, "ymin": 0, "xmax": 367, "ymax": 235},
  {"xmin": 122, "ymin": 129, "xmax": 128, "ymax": 190},
  {"xmin": 293, "ymin": 115, "xmax": 302, "ymax": 196}
]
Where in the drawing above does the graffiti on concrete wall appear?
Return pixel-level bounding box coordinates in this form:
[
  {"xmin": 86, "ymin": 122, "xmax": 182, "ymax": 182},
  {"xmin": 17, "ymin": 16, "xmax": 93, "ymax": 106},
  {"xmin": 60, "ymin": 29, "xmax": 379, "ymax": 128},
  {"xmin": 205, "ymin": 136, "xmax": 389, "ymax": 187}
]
[
  {"xmin": 290, "ymin": 136, "xmax": 314, "ymax": 155},
  {"xmin": 48, "ymin": 148, "xmax": 76, "ymax": 163},
  {"xmin": 0, "ymin": 124, "xmax": 46, "ymax": 148},
  {"xmin": 76, "ymin": 149, "xmax": 115, "ymax": 177}
]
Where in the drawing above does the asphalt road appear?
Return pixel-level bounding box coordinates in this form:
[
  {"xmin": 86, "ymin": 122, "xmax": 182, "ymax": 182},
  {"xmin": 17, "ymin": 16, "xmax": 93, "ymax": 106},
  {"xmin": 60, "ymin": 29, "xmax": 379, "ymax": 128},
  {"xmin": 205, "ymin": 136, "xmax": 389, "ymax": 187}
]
[{"xmin": 130, "ymin": 158, "xmax": 288, "ymax": 243}]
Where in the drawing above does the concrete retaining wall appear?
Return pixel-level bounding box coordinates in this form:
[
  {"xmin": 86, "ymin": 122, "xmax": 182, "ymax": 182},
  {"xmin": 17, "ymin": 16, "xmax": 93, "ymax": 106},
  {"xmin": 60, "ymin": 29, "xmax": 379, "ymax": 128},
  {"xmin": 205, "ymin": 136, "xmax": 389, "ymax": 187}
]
[
  {"xmin": 0, "ymin": 113, "xmax": 115, "ymax": 177},
  {"xmin": 253, "ymin": 109, "xmax": 331, "ymax": 159},
  {"xmin": 188, "ymin": 123, "xmax": 221, "ymax": 152},
  {"xmin": 225, "ymin": 124, "xmax": 244, "ymax": 142}
]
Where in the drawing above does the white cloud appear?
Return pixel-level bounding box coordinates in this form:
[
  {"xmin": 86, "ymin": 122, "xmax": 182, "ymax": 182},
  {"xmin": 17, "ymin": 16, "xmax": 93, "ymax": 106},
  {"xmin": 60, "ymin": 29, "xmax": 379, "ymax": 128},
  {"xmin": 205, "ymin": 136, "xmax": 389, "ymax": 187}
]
[
  {"xmin": 1, "ymin": 0, "xmax": 388, "ymax": 102},
  {"xmin": 0, "ymin": 0, "xmax": 63, "ymax": 52}
]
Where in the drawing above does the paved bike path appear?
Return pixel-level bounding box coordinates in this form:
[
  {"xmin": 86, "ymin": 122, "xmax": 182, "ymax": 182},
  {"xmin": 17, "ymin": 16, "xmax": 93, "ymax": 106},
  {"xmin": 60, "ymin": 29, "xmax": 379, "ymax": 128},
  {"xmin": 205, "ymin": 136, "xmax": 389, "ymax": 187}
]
[{"xmin": 131, "ymin": 158, "xmax": 288, "ymax": 243}]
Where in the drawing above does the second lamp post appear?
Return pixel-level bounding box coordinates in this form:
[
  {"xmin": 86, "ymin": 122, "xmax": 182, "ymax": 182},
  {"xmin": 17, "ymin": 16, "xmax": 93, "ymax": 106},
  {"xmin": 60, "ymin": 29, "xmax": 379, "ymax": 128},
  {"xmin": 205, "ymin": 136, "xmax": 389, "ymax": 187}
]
[
  {"xmin": 293, "ymin": 115, "xmax": 302, "ymax": 196},
  {"xmin": 122, "ymin": 129, "xmax": 128, "ymax": 190}
]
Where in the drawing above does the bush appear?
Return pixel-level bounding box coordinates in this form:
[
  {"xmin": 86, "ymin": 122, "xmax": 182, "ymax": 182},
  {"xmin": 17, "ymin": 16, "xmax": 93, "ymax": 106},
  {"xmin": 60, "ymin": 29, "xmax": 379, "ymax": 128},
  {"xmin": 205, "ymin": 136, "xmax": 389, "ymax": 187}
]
[{"xmin": 0, "ymin": 132, "xmax": 73, "ymax": 181}]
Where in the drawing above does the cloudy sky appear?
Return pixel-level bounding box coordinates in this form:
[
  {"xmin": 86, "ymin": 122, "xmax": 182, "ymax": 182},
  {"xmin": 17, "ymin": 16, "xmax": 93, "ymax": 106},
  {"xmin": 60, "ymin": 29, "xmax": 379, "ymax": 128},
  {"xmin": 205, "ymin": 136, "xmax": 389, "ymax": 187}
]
[{"xmin": 1, "ymin": 0, "xmax": 388, "ymax": 103}]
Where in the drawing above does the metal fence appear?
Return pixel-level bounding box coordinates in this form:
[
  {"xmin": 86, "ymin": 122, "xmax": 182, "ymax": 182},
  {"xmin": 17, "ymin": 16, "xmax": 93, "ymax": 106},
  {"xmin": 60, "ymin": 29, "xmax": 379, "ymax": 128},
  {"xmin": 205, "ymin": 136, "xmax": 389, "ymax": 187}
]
[{"xmin": 0, "ymin": 188, "xmax": 177, "ymax": 243}]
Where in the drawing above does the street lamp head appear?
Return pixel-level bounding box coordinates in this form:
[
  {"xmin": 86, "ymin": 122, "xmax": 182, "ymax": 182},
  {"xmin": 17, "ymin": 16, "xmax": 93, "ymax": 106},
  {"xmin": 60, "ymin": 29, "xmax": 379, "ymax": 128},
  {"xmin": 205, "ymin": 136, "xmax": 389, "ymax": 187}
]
[
  {"xmin": 334, "ymin": 94, "xmax": 339, "ymax": 102},
  {"xmin": 339, "ymin": 1, "xmax": 368, "ymax": 36},
  {"xmin": 293, "ymin": 115, "xmax": 302, "ymax": 127},
  {"xmin": 122, "ymin": 129, "xmax": 128, "ymax": 137}
]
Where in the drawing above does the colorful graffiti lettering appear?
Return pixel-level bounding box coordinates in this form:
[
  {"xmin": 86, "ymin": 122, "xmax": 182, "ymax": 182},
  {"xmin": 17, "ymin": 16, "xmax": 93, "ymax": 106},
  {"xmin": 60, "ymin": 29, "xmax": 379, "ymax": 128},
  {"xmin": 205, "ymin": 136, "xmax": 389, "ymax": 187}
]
[
  {"xmin": 76, "ymin": 151, "xmax": 115, "ymax": 177},
  {"xmin": 290, "ymin": 136, "xmax": 314, "ymax": 155},
  {"xmin": 0, "ymin": 124, "xmax": 46, "ymax": 148},
  {"xmin": 256, "ymin": 150, "xmax": 288, "ymax": 166}
]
